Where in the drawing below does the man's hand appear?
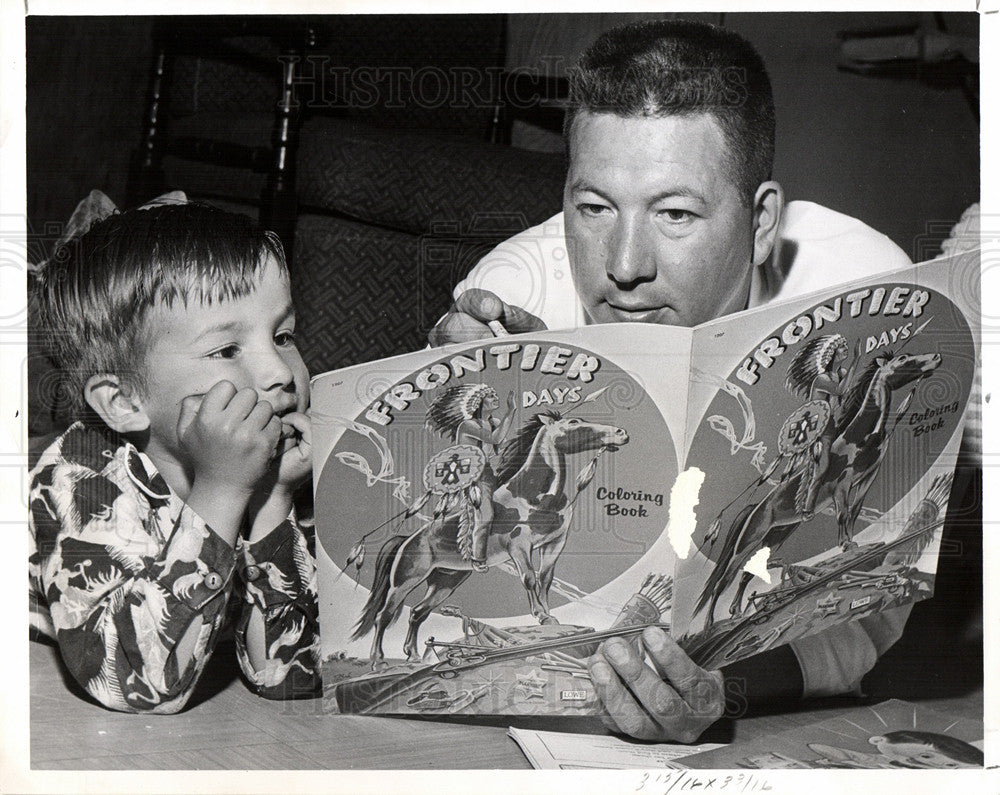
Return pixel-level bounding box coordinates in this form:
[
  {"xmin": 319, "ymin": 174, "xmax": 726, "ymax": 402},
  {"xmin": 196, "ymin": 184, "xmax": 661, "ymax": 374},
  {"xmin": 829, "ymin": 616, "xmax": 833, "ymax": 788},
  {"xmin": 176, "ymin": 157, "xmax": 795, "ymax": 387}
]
[
  {"xmin": 428, "ymin": 288, "xmax": 546, "ymax": 347},
  {"xmin": 588, "ymin": 626, "xmax": 725, "ymax": 742}
]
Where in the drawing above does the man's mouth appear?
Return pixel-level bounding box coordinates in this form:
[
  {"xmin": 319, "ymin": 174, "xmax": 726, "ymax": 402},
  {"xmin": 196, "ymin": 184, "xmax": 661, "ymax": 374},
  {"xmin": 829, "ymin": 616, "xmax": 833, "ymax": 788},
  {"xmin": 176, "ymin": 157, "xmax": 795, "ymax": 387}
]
[{"xmin": 606, "ymin": 303, "xmax": 668, "ymax": 323}]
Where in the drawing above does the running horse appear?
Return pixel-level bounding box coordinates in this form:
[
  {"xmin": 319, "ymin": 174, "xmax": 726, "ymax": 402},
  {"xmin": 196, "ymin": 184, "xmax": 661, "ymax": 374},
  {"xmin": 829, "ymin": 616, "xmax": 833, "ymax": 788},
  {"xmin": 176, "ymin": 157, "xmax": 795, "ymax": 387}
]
[
  {"xmin": 696, "ymin": 350, "xmax": 942, "ymax": 626},
  {"xmin": 352, "ymin": 410, "xmax": 629, "ymax": 667}
]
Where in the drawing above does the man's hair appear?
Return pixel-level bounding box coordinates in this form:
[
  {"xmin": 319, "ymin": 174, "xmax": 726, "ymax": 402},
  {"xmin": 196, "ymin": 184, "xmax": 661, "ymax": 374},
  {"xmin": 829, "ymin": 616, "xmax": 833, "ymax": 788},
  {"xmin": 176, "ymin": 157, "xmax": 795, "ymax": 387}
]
[
  {"xmin": 36, "ymin": 202, "xmax": 286, "ymax": 417},
  {"xmin": 564, "ymin": 19, "xmax": 775, "ymax": 204}
]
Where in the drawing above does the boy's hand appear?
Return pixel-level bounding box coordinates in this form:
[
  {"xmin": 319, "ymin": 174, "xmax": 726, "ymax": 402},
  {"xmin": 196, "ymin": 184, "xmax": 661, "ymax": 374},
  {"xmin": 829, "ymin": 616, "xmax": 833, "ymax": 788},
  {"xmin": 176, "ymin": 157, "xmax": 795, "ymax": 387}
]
[
  {"xmin": 588, "ymin": 627, "xmax": 725, "ymax": 742},
  {"xmin": 273, "ymin": 411, "xmax": 312, "ymax": 491},
  {"xmin": 246, "ymin": 410, "xmax": 312, "ymax": 543},
  {"xmin": 428, "ymin": 288, "xmax": 546, "ymax": 346},
  {"xmin": 177, "ymin": 380, "xmax": 282, "ymax": 500}
]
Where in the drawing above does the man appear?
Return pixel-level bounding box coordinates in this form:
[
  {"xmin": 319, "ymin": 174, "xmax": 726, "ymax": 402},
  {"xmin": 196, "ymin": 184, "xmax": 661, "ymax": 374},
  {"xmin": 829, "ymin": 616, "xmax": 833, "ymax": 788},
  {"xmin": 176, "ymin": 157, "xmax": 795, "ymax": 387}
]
[{"xmin": 430, "ymin": 20, "xmax": 913, "ymax": 742}]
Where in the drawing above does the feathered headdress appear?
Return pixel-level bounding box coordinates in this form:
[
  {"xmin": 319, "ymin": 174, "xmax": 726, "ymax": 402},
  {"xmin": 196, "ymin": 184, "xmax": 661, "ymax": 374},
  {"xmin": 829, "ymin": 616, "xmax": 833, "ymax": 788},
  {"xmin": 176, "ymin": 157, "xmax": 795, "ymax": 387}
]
[
  {"xmin": 424, "ymin": 383, "xmax": 499, "ymax": 437},
  {"xmin": 784, "ymin": 333, "xmax": 848, "ymax": 397}
]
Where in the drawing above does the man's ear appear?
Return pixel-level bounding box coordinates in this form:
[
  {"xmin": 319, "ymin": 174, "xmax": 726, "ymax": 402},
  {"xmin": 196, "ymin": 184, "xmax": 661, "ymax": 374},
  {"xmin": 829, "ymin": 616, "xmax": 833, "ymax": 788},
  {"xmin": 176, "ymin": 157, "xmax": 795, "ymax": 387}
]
[
  {"xmin": 750, "ymin": 181, "xmax": 784, "ymax": 267},
  {"xmin": 84, "ymin": 374, "xmax": 150, "ymax": 434}
]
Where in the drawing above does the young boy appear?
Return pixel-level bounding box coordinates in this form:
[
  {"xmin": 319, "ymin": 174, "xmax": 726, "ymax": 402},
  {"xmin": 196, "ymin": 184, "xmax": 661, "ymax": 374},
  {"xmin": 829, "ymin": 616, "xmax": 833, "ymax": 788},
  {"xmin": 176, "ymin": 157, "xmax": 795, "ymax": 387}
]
[{"xmin": 29, "ymin": 201, "xmax": 321, "ymax": 713}]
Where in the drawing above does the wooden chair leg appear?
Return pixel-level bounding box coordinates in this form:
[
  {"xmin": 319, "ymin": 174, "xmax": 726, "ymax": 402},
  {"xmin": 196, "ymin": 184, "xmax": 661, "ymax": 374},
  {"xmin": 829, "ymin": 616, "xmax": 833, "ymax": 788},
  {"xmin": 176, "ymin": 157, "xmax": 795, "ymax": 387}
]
[
  {"xmin": 261, "ymin": 50, "xmax": 301, "ymax": 268},
  {"xmin": 127, "ymin": 41, "xmax": 171, "ymax": 208}
]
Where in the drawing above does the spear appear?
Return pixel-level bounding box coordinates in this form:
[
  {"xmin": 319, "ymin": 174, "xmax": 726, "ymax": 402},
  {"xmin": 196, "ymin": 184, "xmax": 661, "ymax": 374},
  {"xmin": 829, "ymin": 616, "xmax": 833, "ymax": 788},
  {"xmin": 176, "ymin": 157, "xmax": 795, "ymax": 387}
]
[{"xmin": 562, "ymin": 385, "xmax": 611, "ymax": 415}]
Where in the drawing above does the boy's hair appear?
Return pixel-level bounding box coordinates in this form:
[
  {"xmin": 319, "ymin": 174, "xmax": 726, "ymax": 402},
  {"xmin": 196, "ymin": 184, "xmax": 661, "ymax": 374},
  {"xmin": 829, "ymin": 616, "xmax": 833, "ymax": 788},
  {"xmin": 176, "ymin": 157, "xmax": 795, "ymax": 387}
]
[
  {"xmin": 564, "ymin": 19, "xmax": 775, "ymax": 205},
  {"xmin": 36, "ymin": 202, "xmax": 287, "ymax": 417}
]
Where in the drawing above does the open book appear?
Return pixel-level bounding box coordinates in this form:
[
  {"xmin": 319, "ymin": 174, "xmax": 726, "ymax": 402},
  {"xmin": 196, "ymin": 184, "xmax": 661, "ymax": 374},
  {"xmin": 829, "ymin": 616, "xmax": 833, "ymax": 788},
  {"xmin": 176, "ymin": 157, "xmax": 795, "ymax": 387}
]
[{"xmin": 311, "ymin": 252, "xmax": 979, "ymax": 717}]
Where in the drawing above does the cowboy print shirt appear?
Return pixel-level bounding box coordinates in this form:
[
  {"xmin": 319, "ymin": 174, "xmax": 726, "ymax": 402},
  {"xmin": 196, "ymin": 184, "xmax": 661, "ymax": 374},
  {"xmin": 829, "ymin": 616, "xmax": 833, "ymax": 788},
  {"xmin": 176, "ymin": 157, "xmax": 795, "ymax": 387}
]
[{"xmin": 28, "ymin": 422, "xmax": 321, "ymax": 713}]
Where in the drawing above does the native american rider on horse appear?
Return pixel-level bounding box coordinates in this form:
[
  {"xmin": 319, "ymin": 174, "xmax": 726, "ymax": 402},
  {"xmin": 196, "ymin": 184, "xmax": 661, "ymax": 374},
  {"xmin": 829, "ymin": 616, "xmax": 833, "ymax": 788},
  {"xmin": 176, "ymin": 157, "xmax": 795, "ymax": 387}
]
[
  {"xmin": 783, "ymin": 334, "xmax": 853, "ymax": 521},
  {"xmin": 424, "ymin": 384, "xmax": 517, "ymax": 571}
]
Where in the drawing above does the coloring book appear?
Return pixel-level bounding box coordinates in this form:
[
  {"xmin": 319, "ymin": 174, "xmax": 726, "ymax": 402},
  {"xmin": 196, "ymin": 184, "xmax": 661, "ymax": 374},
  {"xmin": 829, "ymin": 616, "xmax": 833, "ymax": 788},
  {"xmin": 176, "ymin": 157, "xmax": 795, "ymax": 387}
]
[{"xmin": 310, "ymin": 251, "xmax": 979, "ymax": 717}]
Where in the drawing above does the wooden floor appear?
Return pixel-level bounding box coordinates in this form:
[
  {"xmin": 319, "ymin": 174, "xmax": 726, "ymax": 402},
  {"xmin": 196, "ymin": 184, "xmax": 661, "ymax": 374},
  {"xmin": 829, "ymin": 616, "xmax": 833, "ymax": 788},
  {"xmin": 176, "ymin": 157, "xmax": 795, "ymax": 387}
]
[{"xmin": 29, "ymin": 640, "xmax": 983, "ymax": 771}]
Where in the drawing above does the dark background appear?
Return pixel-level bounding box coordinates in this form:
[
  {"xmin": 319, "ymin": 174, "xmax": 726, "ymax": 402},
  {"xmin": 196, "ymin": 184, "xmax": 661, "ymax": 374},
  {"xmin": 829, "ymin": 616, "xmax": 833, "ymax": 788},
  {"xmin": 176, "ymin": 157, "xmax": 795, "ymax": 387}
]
[{"xmin": 27, "ymin": 12, "xmax": 979, "ymax": 260}]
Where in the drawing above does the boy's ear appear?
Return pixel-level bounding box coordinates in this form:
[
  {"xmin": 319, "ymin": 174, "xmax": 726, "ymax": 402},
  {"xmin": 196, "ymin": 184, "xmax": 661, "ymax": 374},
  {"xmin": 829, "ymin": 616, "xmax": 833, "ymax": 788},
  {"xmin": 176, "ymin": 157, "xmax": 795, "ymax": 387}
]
[{"xmin": 84, "ymin": 374, "xmax": 150, "ymax": 434}]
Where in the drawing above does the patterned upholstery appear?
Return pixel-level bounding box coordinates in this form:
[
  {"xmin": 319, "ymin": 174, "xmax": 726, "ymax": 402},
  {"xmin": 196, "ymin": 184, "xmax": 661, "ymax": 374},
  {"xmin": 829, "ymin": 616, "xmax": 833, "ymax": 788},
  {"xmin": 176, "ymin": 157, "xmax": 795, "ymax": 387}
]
[
  {"xmin": 292, "ymin": 214, "xmax": 512, "ymax": 374},
  {"xmin": 165, "ymin": 114, "xmax": 566, "ymax": 238},
  {"xmin": 298, "ymin": 118, "xmax": 564, "ymax": 236}
]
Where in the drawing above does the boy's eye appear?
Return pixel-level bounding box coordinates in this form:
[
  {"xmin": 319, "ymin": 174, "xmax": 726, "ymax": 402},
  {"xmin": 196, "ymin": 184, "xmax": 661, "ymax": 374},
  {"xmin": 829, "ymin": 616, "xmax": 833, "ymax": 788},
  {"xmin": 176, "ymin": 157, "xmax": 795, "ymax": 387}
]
[
  {"xmin": 275, "ymin": 331, "xmax": 296, "ymax": 347},
  {"xmin": 209, "ymin": 345, "xmax": 240, "ymax": 360}
]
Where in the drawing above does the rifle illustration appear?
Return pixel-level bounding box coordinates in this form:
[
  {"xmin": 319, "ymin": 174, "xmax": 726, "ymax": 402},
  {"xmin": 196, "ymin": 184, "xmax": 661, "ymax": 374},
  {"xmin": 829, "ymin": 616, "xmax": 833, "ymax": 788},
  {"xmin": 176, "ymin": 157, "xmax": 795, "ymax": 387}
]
[
  {"xmin": 333, "ymin": 622, "xmax": 670, "ymax": 715},
  {"xmin": 682, "ymin": 517, "xmax": 944, "ymax": 668}
]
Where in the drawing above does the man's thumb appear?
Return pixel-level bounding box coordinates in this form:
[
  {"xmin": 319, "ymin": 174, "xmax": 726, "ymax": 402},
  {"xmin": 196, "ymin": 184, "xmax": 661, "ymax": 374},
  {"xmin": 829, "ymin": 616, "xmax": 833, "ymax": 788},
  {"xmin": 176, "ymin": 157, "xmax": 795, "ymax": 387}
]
[{"xmin": 456, "ymin": 288, "xmax": 504, "ymax": 322}]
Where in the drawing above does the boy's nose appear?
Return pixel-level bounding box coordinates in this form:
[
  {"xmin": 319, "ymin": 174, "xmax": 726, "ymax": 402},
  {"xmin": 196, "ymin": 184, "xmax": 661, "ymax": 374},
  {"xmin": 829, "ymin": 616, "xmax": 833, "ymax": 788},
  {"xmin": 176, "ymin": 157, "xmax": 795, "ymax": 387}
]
[{"xmin": 253, "ymin": 348, "xmax": 295, "ymax": 396}]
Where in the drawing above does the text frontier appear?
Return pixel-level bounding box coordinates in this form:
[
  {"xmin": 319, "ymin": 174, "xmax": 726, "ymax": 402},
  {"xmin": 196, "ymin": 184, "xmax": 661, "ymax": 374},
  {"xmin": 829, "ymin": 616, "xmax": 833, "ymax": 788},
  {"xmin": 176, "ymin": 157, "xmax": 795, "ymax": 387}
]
[
  {"xmin": 365, "ymin": 344, "xmax": 602, "ymax": 426},
  {"xmin": 736, "ymin": 287, "xmax": 931, "ymax": 386}
]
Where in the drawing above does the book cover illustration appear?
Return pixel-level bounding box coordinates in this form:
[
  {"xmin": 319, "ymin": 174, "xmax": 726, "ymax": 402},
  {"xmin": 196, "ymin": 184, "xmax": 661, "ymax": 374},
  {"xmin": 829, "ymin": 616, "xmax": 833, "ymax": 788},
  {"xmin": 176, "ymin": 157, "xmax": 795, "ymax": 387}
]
[
  {"xmin": 312, "ymin": 329, "xmax": 690, "ymax": 715},
  {"xmin": 672, "ymin": 279, "xmax": 976, "ymax": 669},
  {"xmin": 312, "ymin": 255, "xmax": 978, "ymax": 716},
  {"xmin": 679, "ymin": 699, "xmax": 983, "ymax": 769}
]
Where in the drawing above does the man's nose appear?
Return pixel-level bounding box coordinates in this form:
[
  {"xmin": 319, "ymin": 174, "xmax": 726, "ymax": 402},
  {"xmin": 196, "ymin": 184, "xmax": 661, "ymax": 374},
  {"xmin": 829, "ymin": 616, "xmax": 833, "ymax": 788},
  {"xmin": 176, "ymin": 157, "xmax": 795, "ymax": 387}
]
[{"xmin": 605, "ymin": 217, "xmax": 656, "ymax": 287}]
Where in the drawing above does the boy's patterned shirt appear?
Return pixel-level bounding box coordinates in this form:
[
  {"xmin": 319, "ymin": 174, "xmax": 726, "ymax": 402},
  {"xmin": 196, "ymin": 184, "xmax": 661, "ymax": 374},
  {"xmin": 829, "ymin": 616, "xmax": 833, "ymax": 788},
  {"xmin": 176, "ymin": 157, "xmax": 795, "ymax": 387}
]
[{"xmin": 29, "ymin": 422, "xmax": 321, "ymax": 713}]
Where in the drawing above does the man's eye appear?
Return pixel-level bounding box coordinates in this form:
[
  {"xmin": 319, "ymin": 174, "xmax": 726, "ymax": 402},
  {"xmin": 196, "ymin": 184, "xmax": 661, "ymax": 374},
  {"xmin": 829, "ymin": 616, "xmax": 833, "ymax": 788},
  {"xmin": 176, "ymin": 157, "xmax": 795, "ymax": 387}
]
[
  {"xmin": 659, "ymin": 208, "xmax": 695, "ymax": 222},
  {"xmin": 275, "ymin": 331, "xmax": 296, "ymax": 347},
  {"xmin": 578, "ymin": 203, "xmax": 610, "ymax": 217},
  {"xmin": 209, "ymin": 345, "xmax": 240, "ymax": 359}
]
